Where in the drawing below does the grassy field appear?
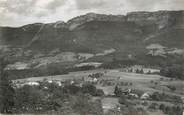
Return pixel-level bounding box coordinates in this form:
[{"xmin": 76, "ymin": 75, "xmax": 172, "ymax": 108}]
[{"xmin": 16, "ymin": 69, "xmax": 184, "ymax": 97}]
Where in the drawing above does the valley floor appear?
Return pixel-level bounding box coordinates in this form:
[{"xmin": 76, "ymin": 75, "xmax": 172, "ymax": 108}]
[{"xmin": 14, "ymin": 69, "xmax": 184, "ymax": 112}]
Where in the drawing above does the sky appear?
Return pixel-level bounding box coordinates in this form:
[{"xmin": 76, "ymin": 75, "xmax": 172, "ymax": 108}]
[{"xmin": 0, "ymin": 0, "xmax": 184, "ymax": 27}]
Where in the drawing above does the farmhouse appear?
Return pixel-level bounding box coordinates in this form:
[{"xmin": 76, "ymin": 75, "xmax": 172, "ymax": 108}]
[
  {"xmin": 141, "ymin": 92, "xmax": 150, "ymax": 100},
  {"xmin": 121, "ymin": 65, "xmax": 160, "ymax": 74},
  {"xmin": 25, "ymin": 81, "xmax": 40, "ymax": 86}
]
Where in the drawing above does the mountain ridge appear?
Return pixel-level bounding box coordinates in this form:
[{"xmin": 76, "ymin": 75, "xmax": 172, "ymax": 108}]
[
  {"xmin": 1, "ymin": 10, "xmax": 184, "ymax": 28},
  {"xmin": 0, "ymin": 10, "xmax": 184, "ymax": 66}
]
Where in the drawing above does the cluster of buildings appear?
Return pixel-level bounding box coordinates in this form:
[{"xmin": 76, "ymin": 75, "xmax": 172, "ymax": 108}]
[
  {"xmin": 12, "ymin": 79, "xmax": 77, "ymax": 89},
  {"xmin": 12, "ymin": 72, "xmax": 105, "ymax": 89},
  {"xmin": 121, "ymin": 65, "xmax": 160, "ymax": 74}
]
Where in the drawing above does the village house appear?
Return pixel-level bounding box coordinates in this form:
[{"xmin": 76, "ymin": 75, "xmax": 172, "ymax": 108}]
[{"xmin": 141, "ymin": 92, "xmax": 150, "ymax": 100}]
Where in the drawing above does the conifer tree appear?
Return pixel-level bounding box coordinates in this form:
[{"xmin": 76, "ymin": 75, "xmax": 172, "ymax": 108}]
[{"xmin": 0, "ymin": 57, "xmax": 14, "ymax": 113}]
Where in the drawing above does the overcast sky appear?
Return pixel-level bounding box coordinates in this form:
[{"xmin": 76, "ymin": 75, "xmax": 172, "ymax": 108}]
[{"xmin": 0, "ymin": 0, "xmax": 184, "ymax": 27}]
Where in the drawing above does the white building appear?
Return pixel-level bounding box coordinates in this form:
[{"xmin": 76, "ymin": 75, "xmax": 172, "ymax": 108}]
[
  {"xmin": 26, "ymin": 81, "xmax": 40, "ymax": 86},
  {"xmin": 141, "ymin": 93, "xmax": 150, "ymax": 100}
]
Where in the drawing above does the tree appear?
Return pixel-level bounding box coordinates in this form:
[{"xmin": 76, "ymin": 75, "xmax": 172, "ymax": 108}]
[
  {"xmin": 159, "ymin": 104, "xmax": 166, "ymax": 111},
  {"xmin": 140, "ymin": 69, "xmax": 144, "ymax": 74},
  {"xmin": 114, "ymin": 85, "xmax": 122, "ymax": 97},
  {"xmin": 160, "ymin": 64, "xmax": 184, "ymax": 80},
  {"xmin": 135, "ymin": 69, "xmax": 140, "ymax": 73},
  {"xmin": 14, "ymin": 85, "xmax": 49, "ymax": 113},
  {"xmin": 82, "ymin": 83, "xmax": 97, "ymax": 96},
  {"xmin": 0, "ymin": 57, "xmax": 15, "ymax": 113},
  {"xmin": 151, "ymin": 92, "xmax": 161, "ymax": 101},
  {"xmin": 165, "ymin": 106, "xmax": 171, "ymax": 114}
]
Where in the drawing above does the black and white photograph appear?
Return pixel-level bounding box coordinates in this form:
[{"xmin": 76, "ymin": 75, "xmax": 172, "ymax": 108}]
[{"xmin": 0, "ymin": 0, "xmax": 184, "ymax": 115}]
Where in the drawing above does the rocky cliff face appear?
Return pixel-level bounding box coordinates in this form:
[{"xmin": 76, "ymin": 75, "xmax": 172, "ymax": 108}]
[
  {"xmin": 66, "ymin": 11, "xmax": 184, "ymax": 31},
  {"xmin": 126, "ymin": 11, "xmax": 184, "ymax": 30},
  {"xmin": 67, "ymin": 13, "xmax": 126, "ymax": 30}
]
